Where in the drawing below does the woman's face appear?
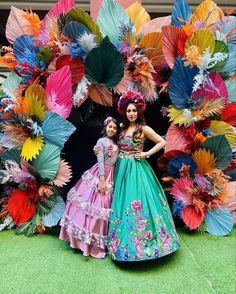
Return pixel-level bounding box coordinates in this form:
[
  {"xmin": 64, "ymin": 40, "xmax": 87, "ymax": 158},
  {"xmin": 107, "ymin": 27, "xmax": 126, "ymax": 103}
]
[
  {"xmin": 105, "ymin": 121, "xmax": 117, "ymax": 138},
  {"xmin": 126, "ymin": 103, "xmax": 138, "ymax": 122}
]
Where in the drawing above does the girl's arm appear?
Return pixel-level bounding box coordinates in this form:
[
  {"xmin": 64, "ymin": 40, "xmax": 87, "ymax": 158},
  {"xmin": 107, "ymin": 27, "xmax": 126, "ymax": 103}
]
[
  {"xmin": 96, "ymin": 139, "xmax": 107, "ymax": 195},
  {"xmin": 135, "ymin": 125, "xmax": 166, "ymax": 160}
]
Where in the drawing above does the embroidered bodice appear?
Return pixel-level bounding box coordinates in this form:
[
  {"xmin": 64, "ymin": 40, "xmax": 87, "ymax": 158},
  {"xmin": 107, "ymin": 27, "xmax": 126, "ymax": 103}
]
[{"xmin": 118, "ymin": 136, "xmax": 144, "ymax": 158}]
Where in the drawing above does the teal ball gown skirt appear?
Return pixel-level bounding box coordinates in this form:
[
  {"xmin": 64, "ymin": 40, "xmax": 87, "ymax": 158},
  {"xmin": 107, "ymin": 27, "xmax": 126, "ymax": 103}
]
[{"xmin": 108, "ymin": 136, "xmax": 180, "ymax": 261}]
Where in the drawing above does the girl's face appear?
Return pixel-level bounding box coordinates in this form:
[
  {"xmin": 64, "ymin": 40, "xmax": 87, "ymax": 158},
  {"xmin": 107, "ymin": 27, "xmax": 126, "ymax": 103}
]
[
  {"xmin": 126, "ymin": 103, "xmax": 138, "ymax": 122},
  {"xmin": 106, "ymin": 121, "xmax": 117, "ymax": 138}
]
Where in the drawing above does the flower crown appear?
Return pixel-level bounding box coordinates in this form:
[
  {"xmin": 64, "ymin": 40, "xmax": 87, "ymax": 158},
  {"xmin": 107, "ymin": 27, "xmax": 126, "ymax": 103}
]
[
  {"xmin": 117, "ymin": 90, "xmax": 146, "ymax": 115},
  {"xmin": 104, "ymin": 116, "xmax": 114, "ymax": 126}
]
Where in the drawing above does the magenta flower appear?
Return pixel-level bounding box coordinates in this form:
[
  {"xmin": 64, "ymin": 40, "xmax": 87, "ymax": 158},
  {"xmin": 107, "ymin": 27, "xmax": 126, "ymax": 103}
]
[
  {"xmin": 144, "ymin": 231, "xmax": 153, "ymax": 241},
  {"xmin": 131, "ymin": 200, "xmax": 143, "ymax": 213}
]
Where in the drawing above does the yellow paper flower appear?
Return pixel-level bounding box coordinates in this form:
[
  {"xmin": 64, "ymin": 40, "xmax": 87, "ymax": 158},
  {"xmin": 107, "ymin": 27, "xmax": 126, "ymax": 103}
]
[
  {"xmin": 23, "ymin": 93, "xmax": 46, "ymax": 121},
  {"xmin": 21, "ymin": 135, "xmax": 44, "ymax": 161}
]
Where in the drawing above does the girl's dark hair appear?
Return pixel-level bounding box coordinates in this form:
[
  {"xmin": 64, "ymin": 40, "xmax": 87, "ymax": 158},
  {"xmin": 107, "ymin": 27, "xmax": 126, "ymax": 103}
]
[
  {"xmin": 122, "ymin": 102, "xmax": 146, "ymax": 140},
  {"xmin": 101, "ymin": 117, "xmax": 120, "ymax": 143}
]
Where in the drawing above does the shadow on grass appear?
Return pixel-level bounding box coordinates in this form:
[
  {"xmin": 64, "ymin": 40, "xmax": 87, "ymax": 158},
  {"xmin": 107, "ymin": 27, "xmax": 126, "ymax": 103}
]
[{"xmin": 111, "ymin": 250, "xmax": 180, "ymax": 272}]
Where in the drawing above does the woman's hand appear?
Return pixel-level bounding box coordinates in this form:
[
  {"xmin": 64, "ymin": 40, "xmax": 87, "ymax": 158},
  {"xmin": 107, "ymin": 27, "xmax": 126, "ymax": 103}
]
[
  {"xmin": 93, "ymin": 145, "xmax": 101, "ymax": 156},
  {"xmin": 135, "ymin": 152, "xmax": 148, "ymax": 160},
  {"xmin": 98, "ymin": 177, "xmax": 107, "ymax": 195}
]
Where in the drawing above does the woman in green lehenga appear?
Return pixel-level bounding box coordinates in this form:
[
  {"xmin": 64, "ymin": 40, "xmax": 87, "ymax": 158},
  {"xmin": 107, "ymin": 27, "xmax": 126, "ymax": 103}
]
[{"xmin": 107, "ymin": 90, "xmax": 180, "ymax": 261}]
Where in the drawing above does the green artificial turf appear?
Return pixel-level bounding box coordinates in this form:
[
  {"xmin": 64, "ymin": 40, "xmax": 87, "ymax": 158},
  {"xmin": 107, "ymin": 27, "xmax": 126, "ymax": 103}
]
[{"xmin": 0, "ymin": 227, "xmax": 235, "ymax": 294}]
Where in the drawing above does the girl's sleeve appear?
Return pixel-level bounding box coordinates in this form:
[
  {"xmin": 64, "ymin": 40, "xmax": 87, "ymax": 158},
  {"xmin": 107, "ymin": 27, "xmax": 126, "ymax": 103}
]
[{"xmin": 96, "ymin": 138, "xmax": 105, "ymax": 176}]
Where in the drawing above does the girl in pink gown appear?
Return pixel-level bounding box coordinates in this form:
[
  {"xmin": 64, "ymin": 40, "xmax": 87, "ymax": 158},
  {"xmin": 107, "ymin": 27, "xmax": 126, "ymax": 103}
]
[{"xmin": 59, "ymin": 117, "xmax": 119, "ymax": 258}]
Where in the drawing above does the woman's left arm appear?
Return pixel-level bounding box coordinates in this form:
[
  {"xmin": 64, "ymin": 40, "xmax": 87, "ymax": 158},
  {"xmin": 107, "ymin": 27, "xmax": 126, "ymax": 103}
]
[{"xmin": 135, "ymin": 125, "xmax": 166, "ymax": 160}]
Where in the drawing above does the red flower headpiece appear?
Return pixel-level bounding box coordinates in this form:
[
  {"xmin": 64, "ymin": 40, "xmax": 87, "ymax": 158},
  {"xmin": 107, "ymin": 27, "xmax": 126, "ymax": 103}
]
[{"xmin": 117, "ymin": 90, "xmax": 146, "ymax": 115}]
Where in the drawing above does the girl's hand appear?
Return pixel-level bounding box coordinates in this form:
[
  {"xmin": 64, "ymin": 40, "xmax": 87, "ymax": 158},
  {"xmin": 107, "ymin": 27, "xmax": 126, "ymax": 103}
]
[
  {"xmin": 93, "ymin": 146, "xmax": 101, "ymax": 156},
  {"xmin": 98, "ymin": 178, "xmax": 107, "ymax": 195},
  {"xmin": 135, "ymin": 152, "xmax": 148, "ymax": 160}
]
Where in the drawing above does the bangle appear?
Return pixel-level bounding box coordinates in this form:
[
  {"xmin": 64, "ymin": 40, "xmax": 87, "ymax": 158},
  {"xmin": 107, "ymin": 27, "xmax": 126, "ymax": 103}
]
[{"xmin": 145, "ymin": 153, "xmax": 150, "ymax": 158}]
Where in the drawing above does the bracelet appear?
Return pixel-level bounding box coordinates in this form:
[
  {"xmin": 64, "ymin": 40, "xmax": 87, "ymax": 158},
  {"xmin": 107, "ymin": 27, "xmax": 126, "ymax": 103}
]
[{"xmin": 145, "ymin": 154, "xmax": 150, "ymax": 158}]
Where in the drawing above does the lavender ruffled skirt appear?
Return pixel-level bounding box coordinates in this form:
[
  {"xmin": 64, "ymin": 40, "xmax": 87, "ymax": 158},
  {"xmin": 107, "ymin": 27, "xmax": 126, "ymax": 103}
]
[{"xmin": 59, "ymin": 163, "xmax": 114, "ymax": 258}]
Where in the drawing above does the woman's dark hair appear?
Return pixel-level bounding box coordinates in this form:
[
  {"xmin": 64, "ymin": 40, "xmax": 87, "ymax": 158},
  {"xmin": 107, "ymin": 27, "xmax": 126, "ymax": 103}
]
[
  {"xmin": 122, "ymin": 102, "xmax": 146, "ymax": 140},
  {"xmin": 101, "ymin": 117, "xmax": 120, "ymax": 143}
]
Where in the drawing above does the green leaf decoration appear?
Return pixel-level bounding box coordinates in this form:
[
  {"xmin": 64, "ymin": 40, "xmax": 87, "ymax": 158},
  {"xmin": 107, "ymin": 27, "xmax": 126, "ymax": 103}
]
[
  {"xmin": 37, "ymin": 195, "xmax": 58, "ymax": 216},
  {"xmin": 97, "ymin": 0, "xmax": 131, "ymax": 47},
  {"xmin": 202, "ymin": 135, "xmax": 232, "ymax": 170},
  {"xmin": 41, "ymin": 112, "xmax": 76, "ymax": 149},
  {"xmin": 67, "ymin": 7, "xmax": 102, "ymax": 42},
  {"xmin": 208, "ymin": 40, "xmax": 229, "ymax": 72},
  {"xmin": 31, "ymin": 143, "xmax": 60, "ymax": 180},
  {"xmin": 58, "ymin": 13, "xmax": 73, "ymax": 32},
  {"xmin": 85, "ymin": 36, "xmax": 124, "ymax": 88},
  {"xmin": 15, "ymin": 212, "xmax": 40, "ymax": 236},
  {"xmin": 1, "ymin": 148, "xmax": 21, "ymax": 165},
  {"xmin": 36, "ymin": 47, "xmax": 53, "ymax": 66}
]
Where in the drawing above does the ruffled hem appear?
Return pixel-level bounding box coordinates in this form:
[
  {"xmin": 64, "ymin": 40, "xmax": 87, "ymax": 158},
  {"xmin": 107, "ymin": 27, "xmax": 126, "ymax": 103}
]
[
  {"xmin": 60, "ymin": 216, "xmax": 108, "ymax": 249},
  {"xmin": 66, "ymin": 197, "xmax": 113, "ymax": 221}
]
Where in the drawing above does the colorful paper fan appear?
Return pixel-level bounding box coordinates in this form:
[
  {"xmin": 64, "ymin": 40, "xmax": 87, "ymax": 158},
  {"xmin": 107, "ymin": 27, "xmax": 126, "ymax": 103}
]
[
  {"xmin": 225, "ymin": 80, "xmax": 236, "ymax": 103},
  {"xmin": 23, "ymin": 93, "xmax": 46, "ymax": 122},
  {"xmin": 185, "ymin": 29, "xmax": 215, "ymax": 57},
  {"xmin": 25, "ymin": 84, "xmax": 47, "ymax": 106},
  {"xmin": 139, "ymin": 32, "xmax": 164, "ymax": 66},
  {"xmin": 138, "ymin": 15, "xmax": 171, "ymax": 35},
  {"xmin": 171, "ymin": 177, "xmax": 193, "ymax": 205},
  {"xmin": 42, "ymin": 196, "xmax": 65, "ymax": 227},
  {"xmin": 50, "ymin": 159, "xmax": 72, "ymax": 187},
  {"xmin": 6, "ymin": 6, "xmax": 29, "ymax": 44},
  {"xmin": 167, "ymin": 106, "xmax": 191, "ymax": 126},
  {"xmin": 202, "ymin": 134, "xmax": 232, "ymax": 170},
  {"xmin": 220, "ymin": 44, "xmax": 236, "ymax": 76},
  {"xmin": 46, "ymin": 65, "xmax": 73, "ymax": 119},
  {"xmin": 97, "ymin": 0, "xmax": 130, "ymax": 47},
  {"xmin": 85, "ymin": 36, "xmax": 124, "ymax": 88},
  {"xmin": 171, "ymin": 0, "xmax": 191, "ymax": 27},
  {"xmin": 13, "ymin": 34, "xmax": 38, "ymax": 62},
  {"xmin": 112, "ymin": 69, "xmax": 133, "ymax": 95},
  {"xmin": 67, "ymin": 7, "xmax": 102, "ymax": 42},
  {"xmin": 157, "ymin": 150, "xmax": 184, "ymax": 171},
  {"xmin": 169, "ymin": 57, "xmax": 199, "ymax": 108},
  {"xmin": 8, "ymin": 189, "xmax": 36, "ymax": 225},
  {"xmin": 223, "ymin": 181, "xmax": 236, "ymax": 211},
  {"xmin": 182, "ymin": 206, "xmax": 205, "ymax": 230},
  {"xmin": 41, "ymin": 112, "xmax": 76, "ymax": 149},
  {"xmin": 88, "ymin": 84, "xmax": 113, "ymax": 106},
  {"xmin": 192, "ymin": 72, "xmax": 228, "ymax": 102},
  {"xmin": 1, "ymin": 148, "xmax": 21, "ymax": 165},
  {"xmin": 56, "ymin": 55, "xmax": 84, "ymax": 85},
  {"xmin": 208, "ymin": 40, "xmax": 229, "ymax": 72},
  {"xmin": 209, "ymin": 120, "xmax": 236, "ymax": 147},
  {"xmin": 210, "ymin": 16, "xmax": 236, "ymax": 45},
  {"xmin": 1, "ymin": 71, "xmax": 22, "ymax": 99},
  {"xmin": 126, "ymin": 2, "xmax": 150, "ymax": 33},
  {"xmin": 62, "ymin": 21, "xmax": 90, "ymax": 42},
  {"xmin": 205, "ymin": 207, "xmax": 233, "ymax": 236},
  {"xmin": 167, "ymin": 154, "xmax": 197, "ymax": 178},
  {"xmin": 165, "ymin": 123, "xmax": 193, "ymax": 153},
  {"xmin": 32, "ymin": 143, "xmax": 60, "ymax": 180},
  {"xmin": 21, "ymin": 136, "xmax": 44, "ymax": 161},
  {"xmin": 162, "ymin": 26, "xmax": 188, "ymax": 69},
  {"xmin": 41, "ymin": 0, "xmax": 75, "ymax": 32},
  {"xmin": 192, "ymin": 148, "xmax": 216, "ymax": 174},
  {"xmin": 221, "ymin": 103, "xmax": 236, "ymax": 126},
  {"xmin": 191, "ymin": 0, "xmax": 224, "ymax": 27}
]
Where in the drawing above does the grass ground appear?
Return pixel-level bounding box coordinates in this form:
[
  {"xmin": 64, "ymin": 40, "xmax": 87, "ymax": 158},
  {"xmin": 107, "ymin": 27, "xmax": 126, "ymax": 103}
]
[{"xmin": 0, "ymin": 227, "xmax": 235, "ymax": 294}]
